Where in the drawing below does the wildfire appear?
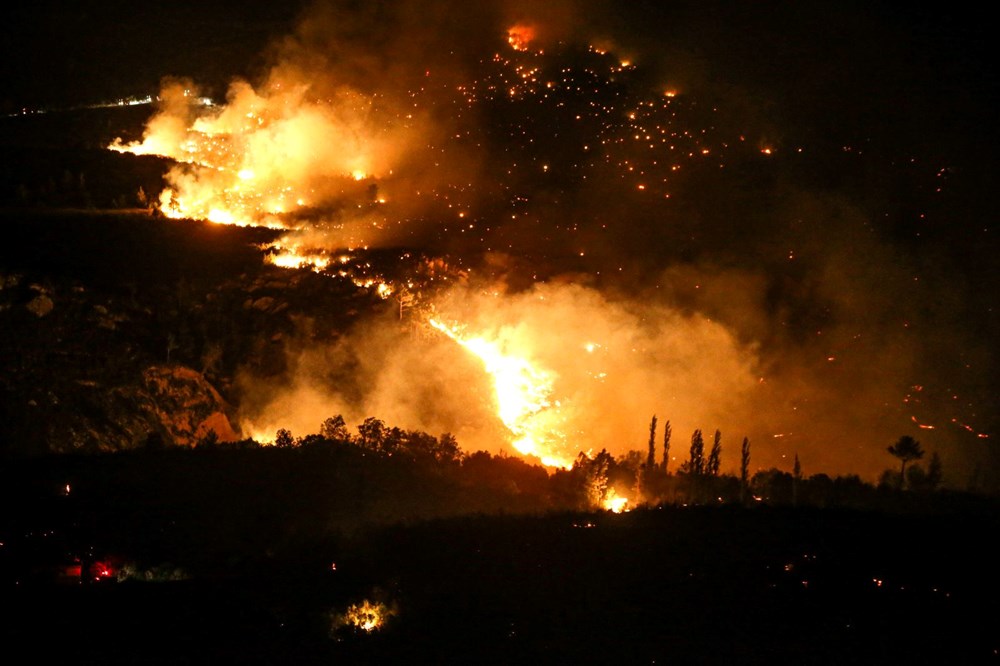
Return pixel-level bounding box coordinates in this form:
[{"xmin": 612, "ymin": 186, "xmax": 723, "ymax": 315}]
[
  {"xmin": 335, "ymin": 599, "xmax": 395, "ymax": 633},
  {"xmin": 507, "ymin": 24, "xmax": 536, "ymax": 52},
  {"xmin": 264, "ymin": 243, "xmax": 331, "ymax": 271},
  {"xmin": 602, "ymin": 488, "xmax": 629, "ymax": 513},
  {"xmin": 107, "ymin": 79, "xmax": 391, "ymax": 228},
  {"xmin": 429, "ymin": 318, "xmax": 571, "ymax": 468}
]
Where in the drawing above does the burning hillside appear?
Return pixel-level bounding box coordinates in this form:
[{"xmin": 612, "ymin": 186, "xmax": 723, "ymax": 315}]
[{"xmin": 0, "ymin": 0, "xmax": 990, "ymax": 483}]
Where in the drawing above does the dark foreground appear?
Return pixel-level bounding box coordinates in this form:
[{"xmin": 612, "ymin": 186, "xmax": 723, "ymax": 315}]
[{"xmin": 5, "ymin": 503, "xmax": 997, "ymax": 664}]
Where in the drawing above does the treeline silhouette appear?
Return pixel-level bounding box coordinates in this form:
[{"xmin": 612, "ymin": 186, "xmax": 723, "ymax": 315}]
[
  {"xmin": 2, "ymin": 414, "xmax": 996, "ymax": 665},
  {"xmin": 1, "ymin": 413, "xmax": 972, "ymax": 581}
]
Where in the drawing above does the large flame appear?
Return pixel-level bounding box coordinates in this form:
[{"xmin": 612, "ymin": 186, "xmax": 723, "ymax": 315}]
[
  {"xmin": 602, "ymin": 488, "xmax": 629, "ymax": 513},
  {"xmin": 507, "ymin": 24, "xmax": 537, "ymax": 52},
  {"xmin": 429, "ymin": 318, "xmax": 572, "ymax": 468},
  {"xmin": 336, "ymin": 599, "xmax": 394, "ymax": 633},
  {"xmin": 109, "ymin": 79, "xmax": 397, "ymax": 229}
]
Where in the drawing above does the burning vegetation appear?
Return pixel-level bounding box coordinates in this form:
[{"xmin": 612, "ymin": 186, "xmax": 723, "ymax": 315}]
[
  {"xmin": 332, "ymin": 598, "xmax": 397, "ymax": 634},
  {"xmin": 0, "ymin": 0, "xmax": 991, "ymax": 486},
  {"xmin": 1, "ymin": 3, "xmax": 996, "ymax": 664},
  {"xmin": 92, "ymin": 2, "xmax": 994, "ymax": 482}
]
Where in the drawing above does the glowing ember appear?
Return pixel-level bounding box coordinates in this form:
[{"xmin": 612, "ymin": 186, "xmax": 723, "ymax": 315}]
[
  {"xmin": 429, "ymin": 318, "xmax": 571, "ymax": 468},
  {"xmin": 264, "ymin": 243, "xmax": 331, "ymax": 271},
  {"xmin": 337, "ymin": 599, "xmax": 394, "ymax": 633}
]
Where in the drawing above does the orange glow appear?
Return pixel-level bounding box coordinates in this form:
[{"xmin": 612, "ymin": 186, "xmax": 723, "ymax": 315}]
[
  {"xmin": 265, "ymin": 244, "xmax": 331, "ymax": 271},
  {"xmin": 507, "ymin": 24, "xmax": 536, "ymax": 52},
  {"xmin": 338, "ymin": 600, "xmax": 394, "ymax": 633},
  {"xmin": 107, "ymin": 79, "xmax": 392, "ymax": 229},
  {"xmin": 602, "ymin": 488, "xmax": 629, "ymax": 513},
  {"xmin": 429, "ymin": 317, "xmax": 571, "ymax": 468}
]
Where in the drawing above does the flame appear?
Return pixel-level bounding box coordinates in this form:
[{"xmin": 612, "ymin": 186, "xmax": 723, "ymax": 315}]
[
  {"xmin": 507, "ymin": 24, "xmax": 536, "ymax": 52},
  {"xmin": 107, "ymin": 79, "xmax": 392, "ymax": 228},
  {"xmin": 264, "ymin": 242, "xmax": 331, "ymax": 271},
  {"xmin": 241, "ymin": 426, "xmax": 277, "ymax": 445},
  {"xmin": 429, "ymin": 318, "xmax": 571, "ymax": 468},
  {"xmin": 338, "ymin": 599, "xmax": 394, "ymax": 633},
  {"xmin": 602, "ymin": 488, "xmax": 629, "ymax": 513}
]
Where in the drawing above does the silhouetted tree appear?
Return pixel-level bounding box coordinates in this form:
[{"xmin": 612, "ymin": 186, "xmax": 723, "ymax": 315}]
[
  {"xmin": 906, "ymin": 464, "xmax": 929, "ymax": 491},
  {"xmin": 646, "ymin": 415, "xmax": 657, "ymax": 471},
  {"xmin": 437, "ymin": 433, "xmax": 461, "ymax": 463},
  {"xmin": 926, "ymin": 451, "xmax": 943, "ymax": 490},
  {"xmin": 661, "ymin": 420, "xmax": 672, "ymax": 473},
  {"xmin": 357, "ymin": 417, "xmax": 386, "ymax": 451},
  {"xmin": 805, "ymin": 473, "xmax": 833, "ymax": 507},
  {"xmin": 197, "ymin": 429, "xmax": 219, "ymax": 448},
  {"xmin": 397, "ymin": 430, "xmax": 437, "ymax": 461},
  {"xmin": 888, "ymin": 435, "xmax": 924, "ymax": 489},
  {"xmin": 578, "ymin": 450, "xmax": 612, "ymax": 509},
  {"xmin": 751, "ymin": 468, "xmax": 794, "ymax": 504},
  {"xmin": 382, "ymin": 426, "xmax": 403, "ymax": 455},
  {"xmin": 684, "ymin": 429, "xmax": 705, "ymax": 476},
  {"xmin": 878, "ymin": 469, "xmax": 902, "ymax": 490},
  {"xmin": 274, "ymin": 428, "xmax": 295, "ymax": 448},
  {"xmin": 706, "ymin": 430, "xmax": 722, "ymax": 476},
  {"xmin": 321, "ymin": 415, "xmax": 350, "ymax": 441},
  {"xmin": 906, "ymin": 451, "xmax": 944, "ymax": 493},
  {"xmin": 678, "ymin": 429, "xmax": 706, "ymax": 503},
  {"xmin": 739, "ymin": 437, "xmax": 751, "ymax": 503},
  {"xmin": 617, "ymin": 450, "xmax": 644, "ymax": 499}
]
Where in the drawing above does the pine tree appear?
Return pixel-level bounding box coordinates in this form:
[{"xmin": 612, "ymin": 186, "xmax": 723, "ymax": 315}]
[
  {"xmin": 706, "ymin": 430, "xmax": 722, "ymax": 476},
  {"xmin": 646, "ymin": 415, "xmax": 658, "ymax": 470},
  {"xmin": 687, "ymin": 429, "xmax": 705, "ymax": 476},
  {"xmin": 661, "ymin": 420, "xmax": 672, "ymax": 473},
  {"xmin": 888, "ymin": 436, "xmax": 924, "ymax": 489}
]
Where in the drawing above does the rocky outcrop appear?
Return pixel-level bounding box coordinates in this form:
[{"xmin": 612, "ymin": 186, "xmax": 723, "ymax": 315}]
[{"xmin": 140, "ymin": 365, "xmax": 239, "ymax": 446}]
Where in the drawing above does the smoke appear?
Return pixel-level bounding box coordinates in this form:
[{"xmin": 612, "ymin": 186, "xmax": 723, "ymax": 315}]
[
  {"xmin": 237, "ymin": 279, "xmax": 762, "ymax": 467},
  {"xmin": 111, "ymin": 0, "xmax": 994, "ymax": 484}
]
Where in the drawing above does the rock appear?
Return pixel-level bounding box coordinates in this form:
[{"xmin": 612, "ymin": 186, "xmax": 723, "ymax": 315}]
[
  {"xmin": 142, "ymin": 365, "xmax": 239, "ymax": 446},
  {"xmin": 251, "ymin": 296, "xmax": 275, "ymax": 312}
]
